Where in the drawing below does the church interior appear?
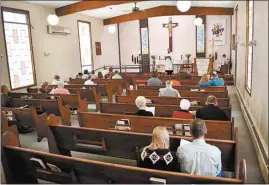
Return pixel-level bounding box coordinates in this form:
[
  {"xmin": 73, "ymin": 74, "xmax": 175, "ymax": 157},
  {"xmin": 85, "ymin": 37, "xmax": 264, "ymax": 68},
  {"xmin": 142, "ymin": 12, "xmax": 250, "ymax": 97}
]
[{"xmin": 0, "ymin": 1, "xmax": 268, "ymax": 184}]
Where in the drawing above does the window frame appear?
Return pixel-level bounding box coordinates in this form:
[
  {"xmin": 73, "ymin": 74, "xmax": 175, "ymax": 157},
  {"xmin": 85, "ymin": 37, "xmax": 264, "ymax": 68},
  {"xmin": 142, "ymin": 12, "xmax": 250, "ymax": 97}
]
[
  {"xmin": 1, "ymin": 7, "xmax": 37, "ymax": 91},
  {"xmin": 245, "ymin": 0, "xmax": 254, "ymax": 95},
  {"xmin": 77, "ymin": 20, "xmax": 94, "ymax": 72}
]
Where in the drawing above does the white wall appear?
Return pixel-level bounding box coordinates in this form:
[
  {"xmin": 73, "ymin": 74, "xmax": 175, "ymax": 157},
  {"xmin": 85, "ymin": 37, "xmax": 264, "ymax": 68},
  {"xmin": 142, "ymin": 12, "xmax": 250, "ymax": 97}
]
[
  {"xmin": 0, "ymin": 1, "xmax": 103, "ymax": 87},
  {"xmin": 206, "ymin": 15, "xmax": 232, "ymax": 69},
  {"xmin": 149, "ymin": 15, "xmax": 196, "ymax": 64},
  {"xmin": 235, "ymin": 0, "xmax": 268, "ymax": 148},
  {"xmin": 119, "ymin": 20, "xmax": 140, "ymax": 66},
  {"xmin": 96, "ymin": 24, "xmax": 120, "ymax": 69}
]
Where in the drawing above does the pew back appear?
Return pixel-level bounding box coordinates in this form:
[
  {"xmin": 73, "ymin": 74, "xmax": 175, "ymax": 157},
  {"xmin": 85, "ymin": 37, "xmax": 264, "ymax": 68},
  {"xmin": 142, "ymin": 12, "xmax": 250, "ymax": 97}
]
[{"xmin": 137, "ymin": 85, "xmax": 227, "ymax": 92}]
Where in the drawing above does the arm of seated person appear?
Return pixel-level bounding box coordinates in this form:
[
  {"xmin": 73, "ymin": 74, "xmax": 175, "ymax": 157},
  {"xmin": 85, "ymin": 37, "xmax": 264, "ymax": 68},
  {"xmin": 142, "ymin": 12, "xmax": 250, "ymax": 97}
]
[{"xmin": 198, "ymin": 80, "xmax": 212, "ymax": 87}]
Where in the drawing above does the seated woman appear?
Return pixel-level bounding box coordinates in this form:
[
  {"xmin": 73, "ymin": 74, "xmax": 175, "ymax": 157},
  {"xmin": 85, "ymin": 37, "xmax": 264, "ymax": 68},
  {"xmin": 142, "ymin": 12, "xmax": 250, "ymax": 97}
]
[
  {"xmin": 197, "ymin": 73, "xmax": 210, "ymax": 86},
  {"xmin": 135, "ymin": 96, "xmax": 153, "ymax": 116},
  {"xmin": 76, "ymin": 72, "xmax": 83, "ymax": 79},
  {"xmin": 171, "ymin": 76, "xmax": 181, "ymax": 86},
  {"xmin": 173, "ymin": 99, "xmax": 195, "ymax": 119},
  {"xmin": 50, "ymin": 81, "xmax": 70, "ymax": 94},
  {"xmin": 97, "ymin": 72, "xmax": 104, "ymax": 79},
  {"xmin": 38, "ymin": 81, "xmax": 49, "ymax": 94},
  {"xmin": 138, "ymin": 126, "xmax": 178, "ymax": 172}
]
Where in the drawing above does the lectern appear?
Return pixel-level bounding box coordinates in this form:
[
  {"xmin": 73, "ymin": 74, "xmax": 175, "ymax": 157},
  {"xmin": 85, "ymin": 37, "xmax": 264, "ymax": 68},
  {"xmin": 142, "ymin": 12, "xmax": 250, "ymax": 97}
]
[{"xmin": 193, "ymin": 57, "xmax": 213, "ymax": 76}]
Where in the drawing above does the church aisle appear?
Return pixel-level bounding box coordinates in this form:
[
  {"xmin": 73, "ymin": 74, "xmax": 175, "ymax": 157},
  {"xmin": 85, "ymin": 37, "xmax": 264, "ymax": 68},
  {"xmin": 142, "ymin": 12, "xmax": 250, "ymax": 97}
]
[{"xmin": 228, "ymin": 86, "xmax": 264, "ymax": 183}]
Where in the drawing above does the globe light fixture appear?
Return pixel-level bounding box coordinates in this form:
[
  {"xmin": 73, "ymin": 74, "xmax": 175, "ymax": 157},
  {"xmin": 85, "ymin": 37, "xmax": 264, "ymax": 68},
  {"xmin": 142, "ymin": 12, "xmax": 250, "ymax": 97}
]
[
  {"xmin": 194, "ymin": 17, "xmax": 203, "ymax": 26},
  {"xmin": 47, "ymin": 13, "xmax": 59, "ymax": 25},
  {"xmin": 108, "ymin": 25, "xmax": 116, "ymax": 33},
  {"xmin": 177, "ymin": 1, "xmax": 191, "ymax": 12}
]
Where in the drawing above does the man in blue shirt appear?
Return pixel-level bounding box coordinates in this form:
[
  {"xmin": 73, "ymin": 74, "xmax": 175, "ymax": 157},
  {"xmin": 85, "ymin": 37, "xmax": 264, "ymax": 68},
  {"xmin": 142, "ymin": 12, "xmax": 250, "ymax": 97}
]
[{"xmin": 198, "ymin": 72, "xmax": 225, "ymax": 87}]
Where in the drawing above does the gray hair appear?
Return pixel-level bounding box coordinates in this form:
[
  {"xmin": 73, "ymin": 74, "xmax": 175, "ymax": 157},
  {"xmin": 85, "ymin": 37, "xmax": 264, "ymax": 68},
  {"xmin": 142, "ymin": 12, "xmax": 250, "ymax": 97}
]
[
  {"xmin": 190, "ymin": 119, "xmax": 207, "ymax": 138},
  {"xmin": 135, "ymin": 96, "xmax": 147, "ymax": 109}
]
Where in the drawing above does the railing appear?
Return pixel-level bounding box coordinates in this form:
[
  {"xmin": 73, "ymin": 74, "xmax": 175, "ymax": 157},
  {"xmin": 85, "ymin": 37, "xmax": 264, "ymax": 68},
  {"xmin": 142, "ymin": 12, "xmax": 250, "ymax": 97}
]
[{"xmin": 94, "ymin": 65, "xmax": 155, "ymax": 74}]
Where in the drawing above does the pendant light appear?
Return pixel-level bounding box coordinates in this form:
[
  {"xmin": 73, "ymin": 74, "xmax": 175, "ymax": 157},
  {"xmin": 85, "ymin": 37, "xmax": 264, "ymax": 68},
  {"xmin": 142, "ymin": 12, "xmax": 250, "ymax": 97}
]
[{"xmin": 177, "ymin": 1, "xmax": 191, "ymax": 12}]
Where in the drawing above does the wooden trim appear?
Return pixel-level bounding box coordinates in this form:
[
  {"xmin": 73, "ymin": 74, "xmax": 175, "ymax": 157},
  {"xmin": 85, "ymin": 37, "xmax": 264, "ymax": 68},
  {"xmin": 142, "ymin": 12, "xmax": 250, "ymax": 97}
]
[
  {"xmin": 1, "ymin": 7, "xmax": 37, "ymax": 91},
  {"xmin": 55, "ymin": 1, "xmax": 143, "ymax": 16},
  {"xmin": 104, "ymin": 6, "xmax": 234, "ymax": 25},
  {"xmin": 77, "ymin": 20, "xmax": 94, "ymax": 71},
  {"xmin": 117, "ymin": 23, "xmax": 122, "ymax": 72}
]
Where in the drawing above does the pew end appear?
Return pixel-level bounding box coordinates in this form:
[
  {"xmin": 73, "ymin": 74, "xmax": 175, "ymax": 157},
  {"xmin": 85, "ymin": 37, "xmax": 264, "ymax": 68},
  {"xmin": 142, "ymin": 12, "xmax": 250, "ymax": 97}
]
[
  {"xmin": 77, "ymin": 93, "xmax": 88, "ymax": 112},
  {"xmin": 2, "ymin": 131, "xmax": 20, "ymax": 148},
  {"xmin": 57, "ymin": 98, "xmax": 71, "ymax": 126},
  {"xmin": 47, "ymin": 114, "xmax": 61, "ymax": 126},
  {"xmin": 31, "ymin": 107, "xmax": 49, "ymax": 142},
  {"xmin": 239, "ymin": 159, "xmax": 247, "ymax": 183}
]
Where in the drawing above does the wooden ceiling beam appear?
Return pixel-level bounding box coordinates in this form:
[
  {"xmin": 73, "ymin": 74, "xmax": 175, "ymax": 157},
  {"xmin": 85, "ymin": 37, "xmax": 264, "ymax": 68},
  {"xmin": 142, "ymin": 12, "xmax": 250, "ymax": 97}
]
[
  {"xmin": 56, "ymin": 1, "xmax": 145, "ymax": 17},
  {"xmin": 104, "ymin": 6, "xmax": 234, "ymax": 25}
]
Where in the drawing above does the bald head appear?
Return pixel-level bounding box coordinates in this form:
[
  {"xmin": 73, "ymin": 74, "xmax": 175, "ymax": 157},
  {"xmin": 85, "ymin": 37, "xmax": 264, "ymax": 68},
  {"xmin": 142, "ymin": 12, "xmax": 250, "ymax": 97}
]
[{"xmin": 206, "ymin": 95, "xmax": 218, "ymax": 106}]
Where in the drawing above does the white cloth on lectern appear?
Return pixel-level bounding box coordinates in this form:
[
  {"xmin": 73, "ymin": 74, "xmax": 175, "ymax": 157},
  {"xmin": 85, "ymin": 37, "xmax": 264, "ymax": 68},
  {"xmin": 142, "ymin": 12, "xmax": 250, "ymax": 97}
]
[{"xmin": 165, "ymin": 52, "xmax": 174, "ymax": 71}]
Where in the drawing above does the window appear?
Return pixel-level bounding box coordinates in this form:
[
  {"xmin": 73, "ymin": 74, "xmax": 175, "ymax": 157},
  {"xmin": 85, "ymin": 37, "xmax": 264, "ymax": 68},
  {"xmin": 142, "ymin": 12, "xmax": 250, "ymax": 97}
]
[
  {"xmin": 2, "ymin": 7, "xmax": 36, "ymax": 90},
  {"xmin": 78, "ymin": 21, "xmax": 93, "ymax": 73},
  {"xmin": 245, "ymin": 0, "xmax": 254, "ymax": 94}
]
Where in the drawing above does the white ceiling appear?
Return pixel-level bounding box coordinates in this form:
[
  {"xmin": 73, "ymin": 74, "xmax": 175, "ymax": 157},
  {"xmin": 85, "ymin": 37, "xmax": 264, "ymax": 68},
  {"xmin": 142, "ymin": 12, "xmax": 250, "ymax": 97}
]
[{"xmin": 26, "ymin": 1, "xmax": 235, "ymax": 19}]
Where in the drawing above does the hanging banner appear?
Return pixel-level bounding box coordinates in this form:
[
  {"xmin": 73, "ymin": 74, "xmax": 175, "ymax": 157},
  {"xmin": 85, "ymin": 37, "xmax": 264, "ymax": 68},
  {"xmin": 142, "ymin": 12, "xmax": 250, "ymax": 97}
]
[{"xmin": 210, "ymin": 18, "xmax": 226, "ymax": 45}]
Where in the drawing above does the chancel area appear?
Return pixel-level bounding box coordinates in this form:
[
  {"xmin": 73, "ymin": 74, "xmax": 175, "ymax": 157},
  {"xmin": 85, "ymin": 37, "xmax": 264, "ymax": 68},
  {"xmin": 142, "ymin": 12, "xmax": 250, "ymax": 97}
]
[{"xmin": 0, "ymin": 0, "xmax": 268, "ymax": 184}]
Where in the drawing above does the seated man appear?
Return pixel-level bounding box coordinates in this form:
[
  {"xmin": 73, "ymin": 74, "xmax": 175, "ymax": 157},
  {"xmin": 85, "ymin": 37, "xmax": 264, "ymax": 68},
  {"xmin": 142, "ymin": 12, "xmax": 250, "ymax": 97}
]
[
  {"xmin": 198, "ymin": 71, "xmax": 225, "ymax": 87},
  {"xmin": 177, "ymin": 119, "xmax": 222, "ymax": 176},
  {"xmin": 50, "ymin": 81, "xmax": 70, "ymax": 94},
  {"xmin": 38, "ymin": 81, "xmax": 49, "ymax": 94},
  {"xmin": 147, "ymin": 71, "xmax": 162, "ymax": 86},
  {"xmin": 159, "ymin": 80, "xmax": 180, "ymax": 98},
  {"xmin": 52, "ymin": 75, "xmax": 61, "ymax": 85},
  {"xmin": 1, "ymin": 85, "xmax": 11, "ymax": 107},
  {"xmin": 173, "ymin": 99, "xmax": 195, "ymax": 119},
  {"xmin": 84, "ymin": 75, "xmax": 95, "ymax": 85},
  {"xmin": 76, "ymin": 72, "xmax": 83, "ymax": 79},
  {"xmin": 112, "ymin": 71, "xmax": 122, "ymax": 79},
  {"xmin": 135, "ymin": 96, "xmax": 153, "ymax": 116},
  {"xmin": 82, "ymin": 70, "xmax": 89, "ymax": 79},
  {"xmin": 196, "ymin": 95, "xmax": 229, "ymax": 121}
]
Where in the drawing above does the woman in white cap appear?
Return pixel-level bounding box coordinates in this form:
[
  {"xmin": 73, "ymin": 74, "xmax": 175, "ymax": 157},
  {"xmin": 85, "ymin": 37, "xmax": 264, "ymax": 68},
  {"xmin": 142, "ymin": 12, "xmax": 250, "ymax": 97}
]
[{"xmin": 172, "ymin": 99, "xmax": 195, "ymax": 119}]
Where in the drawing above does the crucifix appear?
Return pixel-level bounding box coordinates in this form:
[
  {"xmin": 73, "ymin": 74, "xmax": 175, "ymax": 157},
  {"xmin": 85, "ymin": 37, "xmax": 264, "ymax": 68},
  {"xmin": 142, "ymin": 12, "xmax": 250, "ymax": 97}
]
[{"xmin": 163, "ymin": 17, "xmax": 178, "ymax": 52}]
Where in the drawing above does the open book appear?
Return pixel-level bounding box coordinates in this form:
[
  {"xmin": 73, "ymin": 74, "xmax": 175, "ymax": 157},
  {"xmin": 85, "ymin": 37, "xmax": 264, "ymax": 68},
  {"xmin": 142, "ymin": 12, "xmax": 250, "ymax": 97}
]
[{"xmin": 145, "ymin": 107, "xmax": 155, "ymax": 116}]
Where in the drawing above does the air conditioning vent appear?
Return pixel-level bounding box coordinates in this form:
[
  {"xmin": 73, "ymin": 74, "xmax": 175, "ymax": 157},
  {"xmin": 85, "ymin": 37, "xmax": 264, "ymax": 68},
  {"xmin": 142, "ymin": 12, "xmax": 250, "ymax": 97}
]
[{"xmin": 47, "ymin": 25, "xmax": 71, "ymax": 35}]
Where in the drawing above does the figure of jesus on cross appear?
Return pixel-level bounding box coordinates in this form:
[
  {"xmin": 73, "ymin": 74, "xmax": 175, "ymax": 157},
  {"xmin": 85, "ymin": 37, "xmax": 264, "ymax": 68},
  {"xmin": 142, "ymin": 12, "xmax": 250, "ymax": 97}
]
[{"xmin": 163, "ymin": 17, "xmax": 178, "ymax": 52}]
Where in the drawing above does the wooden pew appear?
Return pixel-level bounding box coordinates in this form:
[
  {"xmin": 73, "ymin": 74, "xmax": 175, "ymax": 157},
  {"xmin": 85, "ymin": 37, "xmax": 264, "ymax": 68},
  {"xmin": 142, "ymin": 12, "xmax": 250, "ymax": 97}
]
[
  {"xmin": 115, "ymin": 95, "xmax": 230, "ymax": 107},
  {"xmin": 2, "ymin": 131, "xmax": 246, "ymax": 184},
  {"xmin": 1, "ymin": 107, "xmax": 48, "ymax": 142},
  {"xmin": 9, "ymin": 98, "xmax": 71, "ymax": 126},
  {"xmin": 1, "ymin": 112, "xmax": 19, "ymax": 141},
  {"xmin": 9, "ymin": 92, "xmax": 89, "ymax": 112},
  {"xmin": 46, "ymin": 122, "xmax": 239, "ymax": 176},
  {"xmin": 137, "ymin": 85, "xmax": 227, "ymax": 92},
  {"xmin": 77, "ymin": 112, "xmax": 234, "ymax": 140},
  {"xmin": 127, "ymin": 89, "xmax": 228, "ymax": 98},
  {"xmin": 100, "ymin": 102, "xmax": 232, "ymax": 120}
]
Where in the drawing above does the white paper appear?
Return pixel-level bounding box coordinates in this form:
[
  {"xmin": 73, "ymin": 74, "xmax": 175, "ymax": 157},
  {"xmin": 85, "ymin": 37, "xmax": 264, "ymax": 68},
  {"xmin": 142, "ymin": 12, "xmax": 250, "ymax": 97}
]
[{"xmin": 146, "ymin": 107, "xmax": 155, "ymax": 116}]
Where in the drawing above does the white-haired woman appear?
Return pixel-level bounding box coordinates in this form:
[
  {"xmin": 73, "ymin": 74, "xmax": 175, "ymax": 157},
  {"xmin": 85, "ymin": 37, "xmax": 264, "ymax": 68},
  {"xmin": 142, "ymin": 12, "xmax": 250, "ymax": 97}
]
[
  {"xmin": 135, "ymin": 96, "xmax": 153, "ymax": 116},
  {"xmin": 50, "ymin": 81, "xmax": 70, "ymax": 94},
  {"xmin": 172, "ymin": 99, "xmax": 195, "ymax": 119},
  {"xmin": 138, "ymin": 126, "xmax": 178, "ymax": 171}
]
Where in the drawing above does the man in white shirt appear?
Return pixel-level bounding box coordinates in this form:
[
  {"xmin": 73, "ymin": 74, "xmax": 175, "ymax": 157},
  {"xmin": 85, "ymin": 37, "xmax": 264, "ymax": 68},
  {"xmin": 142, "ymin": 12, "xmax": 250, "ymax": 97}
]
[
  {"xmin": 112, "ymin": 71, "xmax": 122, "ymax": 79},
  {"xmin": 52, "ymin": 75, "xmax": 60, "ymax": 85},
  {"xmin": 100, "ymin": 66, "xmax": 109, "ymax": 77},
  {"xmin": 176, "ymin": 119, "xmax": 222, "ymax": 177},
  {"xmin": 158, "ymin": 80, "xmax": 180, "ymax": 98},
  {"xmin": 84, "ymin": 75, "xmax": 95, "ymax": 85}
]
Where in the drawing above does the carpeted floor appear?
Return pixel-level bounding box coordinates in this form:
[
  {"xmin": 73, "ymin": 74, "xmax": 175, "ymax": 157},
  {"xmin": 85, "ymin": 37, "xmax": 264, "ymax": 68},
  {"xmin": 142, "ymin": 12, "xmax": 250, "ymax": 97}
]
[{"xmin": 1, "ymin": 86, "xmax": 265, "ymax": 183}]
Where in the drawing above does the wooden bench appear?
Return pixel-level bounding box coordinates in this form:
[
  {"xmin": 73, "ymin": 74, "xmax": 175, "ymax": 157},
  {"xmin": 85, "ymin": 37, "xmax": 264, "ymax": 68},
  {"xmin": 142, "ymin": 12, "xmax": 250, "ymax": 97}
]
[
  {"xmin": 2, "ymin": 131, "xmax": 246, "ymax": 184},
  {"xmin": 127, "ymin": 89, "xmax": 228, "ymax": 98},
  {"xmin": 46, "ymin": 122, "xmax": 239, "ymax": 176},
  {"xmin": 100, "ymin": 102, "xmax": 232, "ymax": 120},
  {"xmin": 77, "ymin": 112, "xmax": 234, "ymax": 140},
  {"xmin": 9, "ymin": 93, "xmax": 88, "ymax": 112},
  {"xmin": 137, "ymin": 85, "xmax": 227, "ymax": 92},
  {"xmin": 1, "ymin": 112, "xmax": 19, "ymax": 141},
  {"xmin": 9, "ymin": 98, "xmax": 71, "ymax": 126},
  {"xmin": 1, "ymin": 107, "xmax": 48, "ymax": 142},
  {"xmin": 115, "ymin": 95, "xmax": 230, "ymax": 107}
]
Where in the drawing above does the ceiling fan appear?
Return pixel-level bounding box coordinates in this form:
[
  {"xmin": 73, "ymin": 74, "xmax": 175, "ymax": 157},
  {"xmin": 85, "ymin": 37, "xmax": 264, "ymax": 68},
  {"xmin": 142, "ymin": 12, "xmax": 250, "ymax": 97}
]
[{"xmin": 122, "ymin": 2, "xmax": 145, "ymax": 13}]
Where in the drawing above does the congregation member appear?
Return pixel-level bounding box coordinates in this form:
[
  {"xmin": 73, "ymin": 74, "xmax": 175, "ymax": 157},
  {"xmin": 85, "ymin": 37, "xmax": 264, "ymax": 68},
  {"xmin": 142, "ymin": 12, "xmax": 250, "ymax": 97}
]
[
  {"xmin": 84, "ymin": 75, "xmax": 95, "ymax": 85},
  {"xmin": 97, "ymin": 72, "xmax": 103, "ymax": 79},
  {"xmin": 52, "ymin": 75, "xmax": 61, "ymax": 85},
  {"xmin": 76, "ymin": 72, "xmax": 83, "ymax": 79},
  {"xmin": 159, "ymin": 80, "xmax": 180, "ymax": 98},
  {"xmin": 198, "ymin": 73, "xmax": 210, "ymax": 85},
  {"xmin": 112, "ymin": 71, "xmax": 122, "ymax": 79},
  {"xmin": 38, "ymin": 81, "xmax": 49, "ymax": 94},
  {"xmin": 101, "ymin": 66, "xmax": 109, "ymax": 77},
  {"xmin": 173, "ymin": 99, "xmax": 195, "ymax": 119},
  {"xmin": 196, "ymin": 95, "xmax": 229, "ymax": 121},
  {"xmin": 1, "ymin": 85, "xmax": 11, "ymax": 107},
  {"xmin": 91, "ymin": 70, "xmax": 97, "ymax": 79},
  {"xmin": 147, "ymin": 71, "xmax": 162, "ymax": 86},
  {"xmin": 135, "ymin": 96, "xmax": 153, "ymax": 116},
  {"xmin": 171, "ymin": 76, "xmax": 181, "ymax": 86},
  {"xmin": 83, "ymin": 69, "xmax": 90, "ymax": 79},
  {"xmin": 177, "ymin": 119, "xmax": 222, "ymax": 177},
  {"xmin": 139, "ymin": 126, "xmax": 178, "ymax": 171},
  {"xmin": 50, "ymin": 81, "xmax": 70, "ymax": 94},
  {"xmin": 198, "ymin": 71, "xmax": 225, "ymax": 87}
]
